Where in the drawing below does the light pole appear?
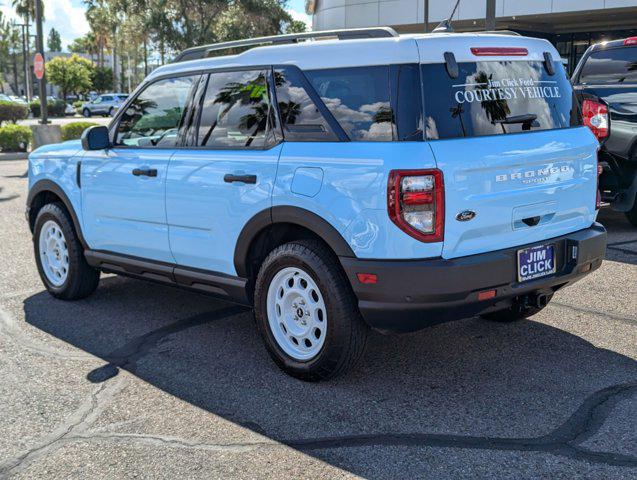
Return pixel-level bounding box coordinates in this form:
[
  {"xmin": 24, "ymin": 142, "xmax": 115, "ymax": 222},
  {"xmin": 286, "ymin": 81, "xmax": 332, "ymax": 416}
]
[
  {"xmin": 14, "ymin": 22, "xmax": 31, "ymax": 100},
  {"xmin": 486, "ymin": 0, "xmax": 496, "ymax": 31},
  {"xmin": 424, "ymin": 0, "xmax": 429, "ymax": 33},
  {"xmin": 34, "ymin": 0, "xmax": 47, "ymax": 124}
]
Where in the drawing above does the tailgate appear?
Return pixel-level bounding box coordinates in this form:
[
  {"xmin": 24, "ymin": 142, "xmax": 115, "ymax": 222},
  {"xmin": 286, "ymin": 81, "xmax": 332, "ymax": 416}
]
[
  {"xmin": 431, "ymin": 128, "xmax": 598, "ymax": 259},
  {"xmin": 417, "ymin": 35, "xmax": 598, "ymax": 259}
]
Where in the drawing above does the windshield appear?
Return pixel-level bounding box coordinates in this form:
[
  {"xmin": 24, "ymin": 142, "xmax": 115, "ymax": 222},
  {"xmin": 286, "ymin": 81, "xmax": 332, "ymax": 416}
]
[{"xmin": 421, "ymin": 60, "xmax": 580, "ymax": 140}]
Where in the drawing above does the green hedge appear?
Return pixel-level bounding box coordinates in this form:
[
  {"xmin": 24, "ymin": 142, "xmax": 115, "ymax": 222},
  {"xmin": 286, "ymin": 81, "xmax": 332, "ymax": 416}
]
[
  {"xmin": 0, "ymin": 124, "xmax": 32, "ymax": 152},
  {"xmin": 72, "ymin": 100, "xmax": 84, "ymax": 110},
  {"xmin": 61, "ymin": 121, "xmax": 98, "ymax": 141},
  {"xmin": 29, "ymin": 99, "xmax": 67, "ymax": 117},
  {"xmin": 0, "ymin": 101, "xmax": 29, "ymax": 124}
]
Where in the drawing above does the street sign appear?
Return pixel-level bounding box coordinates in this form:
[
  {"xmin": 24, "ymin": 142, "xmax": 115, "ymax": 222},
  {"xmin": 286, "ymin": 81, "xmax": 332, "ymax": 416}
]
[{"xmin": 33, "ymin": 53, "xmax": 44, "ymax": 80}]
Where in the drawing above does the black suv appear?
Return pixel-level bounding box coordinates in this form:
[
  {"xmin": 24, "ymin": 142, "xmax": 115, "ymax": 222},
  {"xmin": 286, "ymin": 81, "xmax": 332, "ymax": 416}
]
[{"xmin": 572, "ymin": 37, "xmax": 637, "ymax": 226}]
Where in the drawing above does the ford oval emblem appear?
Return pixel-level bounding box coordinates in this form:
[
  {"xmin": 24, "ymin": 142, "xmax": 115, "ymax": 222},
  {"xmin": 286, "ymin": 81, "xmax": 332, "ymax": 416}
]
[{"xmin": 456, "ymin": 210, "xmax": 476, "ymax": 222}]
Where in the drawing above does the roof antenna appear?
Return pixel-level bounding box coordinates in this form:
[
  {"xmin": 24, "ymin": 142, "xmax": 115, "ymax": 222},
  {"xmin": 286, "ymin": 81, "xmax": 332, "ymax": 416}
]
[{"xmin": 432, "ymin": 0, "xmax": 461, "ymax": 33}]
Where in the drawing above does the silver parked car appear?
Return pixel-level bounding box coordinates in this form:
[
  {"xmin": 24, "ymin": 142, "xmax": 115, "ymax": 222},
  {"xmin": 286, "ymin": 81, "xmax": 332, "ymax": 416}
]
[{"xmin": 81, "ymin": 93, "xmax": 128, "ymax": 117}]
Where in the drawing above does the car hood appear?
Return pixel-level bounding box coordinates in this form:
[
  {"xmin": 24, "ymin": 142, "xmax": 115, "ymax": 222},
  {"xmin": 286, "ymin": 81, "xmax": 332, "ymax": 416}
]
[{"xmin": 29, "ymin": 140, "xmax": 83, "ymax": 159}]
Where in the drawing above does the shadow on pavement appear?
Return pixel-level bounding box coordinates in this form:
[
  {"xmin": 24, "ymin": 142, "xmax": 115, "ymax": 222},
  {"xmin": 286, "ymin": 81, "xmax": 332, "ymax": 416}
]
[
  {"xmin": 598, "ymin": 208, "xmax": 637, "ymax": 266},
  {"xmin": 23, "ymin": 273, "xmax": 637, "ymax": 477}
]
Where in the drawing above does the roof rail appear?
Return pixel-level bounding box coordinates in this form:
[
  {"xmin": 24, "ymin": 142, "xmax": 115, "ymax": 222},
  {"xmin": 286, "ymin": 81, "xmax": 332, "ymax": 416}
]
[{"xmin": 172, "ymin": 27, "xmax": 399, "ymax": 63}]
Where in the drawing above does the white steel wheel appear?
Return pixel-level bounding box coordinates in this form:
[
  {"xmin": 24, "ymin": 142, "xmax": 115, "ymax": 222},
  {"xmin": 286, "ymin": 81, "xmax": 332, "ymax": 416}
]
[
  {"xmin": 266, "ymin": 266, "xmax": 328, "ymax": 361},
  {"xmin": 38, "ymin": 220, "xmax": 69, "ymax": 287}
]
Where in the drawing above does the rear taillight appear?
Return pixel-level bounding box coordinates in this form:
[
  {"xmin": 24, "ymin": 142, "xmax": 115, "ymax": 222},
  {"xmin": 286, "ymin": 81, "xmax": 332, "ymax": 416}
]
[
  {"xmin": 470, "ymin": 47, "xmax": 528, "ymax": 56},
  {"xmin": 582, "ymin": 99, "xmax": 609, "ymax": 141},
  {"xmin": 387, "ymin": 169, "xmax": 444, "ymax": 243},
  {"xmin": 624, "ymin": 37, "xmax": 637, "ymax": 46}
]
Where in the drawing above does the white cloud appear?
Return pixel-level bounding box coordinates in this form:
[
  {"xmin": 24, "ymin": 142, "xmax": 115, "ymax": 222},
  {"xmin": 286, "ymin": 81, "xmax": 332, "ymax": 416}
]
[
  {"xmin": 0, "ymin": 0, "xmax": 89, "ymax": 50},
  {"xmin": 286, "ymin": 8, "xmax": 312, "ymax": 31},
  {"xmin": 44, "ymin": 0, "xmax": 90, "ymax": 49}
]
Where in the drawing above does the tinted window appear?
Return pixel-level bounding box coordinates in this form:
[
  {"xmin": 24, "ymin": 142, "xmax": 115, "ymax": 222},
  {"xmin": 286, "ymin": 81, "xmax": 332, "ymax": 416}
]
[
  {"xmin": 422, "ymin": 61, "xmax": 579, "ymax": 140},
  {"xmin": 579, "ymin": 47, "xmax": 637, "ymax": 85},
  {"xmin": 391, "ymin": 64, "xmax": 424, "ymax": 141},
  {"xmin": 273, "ymin": 67, "xmax": 338, "ymax": 142},
  {"xmin": 116, "ymin": 75, "xmax": 198, "ymax": 147},
  {"xmin": 306, "ymin": 66, "xmax": 393, "ymax": 141},
  {"xmin": 197, "ymin": 70, "xmax": 273, "ymax": 148},
  {"xmin": 101, "ymin": 96, "xmax": 112, "ymax": 102}
]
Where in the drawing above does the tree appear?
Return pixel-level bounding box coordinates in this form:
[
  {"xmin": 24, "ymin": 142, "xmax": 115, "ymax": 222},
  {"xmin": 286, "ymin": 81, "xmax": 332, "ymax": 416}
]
[
  {"xmin": 286, "ymin": 20, "xmax": 307, "ymax": 34},
  {"xmin": 46, "ymin": 54, "xmax": 94, "ymax": 101},
  {"xmin": 47, "ymin": 28, "xmax": 62, "ymax": 52},
  {"xmin": 0, "ymin": 12, "xmax": 21, "ymax": 94},
  {"xmin": 91, "ymin": 66, "xmax": 113, "ymax": 92}
]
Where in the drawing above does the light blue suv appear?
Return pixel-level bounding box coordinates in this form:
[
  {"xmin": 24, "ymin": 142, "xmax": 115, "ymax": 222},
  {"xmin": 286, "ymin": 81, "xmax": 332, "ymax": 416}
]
[
  {"xmin": 27, "ymin": 28, "xmax": 607, "ymax": 380},
  {"xmin": 81, "ymin": 93, "xmax": 128, "ymax": 117}
]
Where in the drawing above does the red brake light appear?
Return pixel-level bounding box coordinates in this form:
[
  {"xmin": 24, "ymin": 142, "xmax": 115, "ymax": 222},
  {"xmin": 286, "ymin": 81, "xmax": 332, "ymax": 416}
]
[
  {"xmin": 387, "ymin": 169, "xmax": 444, "ymax": 243},
  {"xmin": 624, "ymin": 37, "xmax": 637, "ymax": 46},
  {"xmin": 470, "ymin": 47, "xmax": 528, "ymax": 56},
  {"xmin": 582, "ymin": 99, "xmax": 609, "ymax": 141}
]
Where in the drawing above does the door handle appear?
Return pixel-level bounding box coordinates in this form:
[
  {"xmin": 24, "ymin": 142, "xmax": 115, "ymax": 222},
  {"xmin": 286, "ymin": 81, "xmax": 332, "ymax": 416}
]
[
  {"xmin": 132, "ymin": 168, "xmax": 157, "ymax": 177},
  {"xmin": 224, "ymin": 173, "xmax": 257, "ymax": 184}
]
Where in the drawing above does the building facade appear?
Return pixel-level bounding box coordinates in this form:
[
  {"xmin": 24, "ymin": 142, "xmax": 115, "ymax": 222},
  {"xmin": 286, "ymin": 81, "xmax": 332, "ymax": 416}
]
[{"xmin": 310, "ymin": 0, "xmax": 637, "ymax": 73}]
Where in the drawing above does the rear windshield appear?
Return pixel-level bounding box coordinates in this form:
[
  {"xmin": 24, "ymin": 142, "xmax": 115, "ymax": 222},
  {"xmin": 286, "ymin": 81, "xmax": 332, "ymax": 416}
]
[
  {"xmin": 421, "ymin": 61, "xmax": 579, "ymax": 140},
  {"xmin": 578, "ymin": 47, "xmax": 637, "ymax": 85}
]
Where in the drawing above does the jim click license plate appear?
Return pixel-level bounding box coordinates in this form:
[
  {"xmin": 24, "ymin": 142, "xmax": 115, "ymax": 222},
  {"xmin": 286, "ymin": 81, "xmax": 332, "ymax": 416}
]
[{"xmin": 517, "ymin": 244, "xmax": 556, "ymax": 282}]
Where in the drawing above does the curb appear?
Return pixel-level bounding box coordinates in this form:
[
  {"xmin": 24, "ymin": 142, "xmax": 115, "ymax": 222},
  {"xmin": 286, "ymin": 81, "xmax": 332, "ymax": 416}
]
[{"xmin": 0, "ymin": 152, "xmax": 28, "ymax": 161}]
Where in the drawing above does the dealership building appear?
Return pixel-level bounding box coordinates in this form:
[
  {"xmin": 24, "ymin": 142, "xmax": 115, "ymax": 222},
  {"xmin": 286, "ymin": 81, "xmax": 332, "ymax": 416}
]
[{"xmin": 309, "ymin": 0, "xmax": 637, "ymax": 73}]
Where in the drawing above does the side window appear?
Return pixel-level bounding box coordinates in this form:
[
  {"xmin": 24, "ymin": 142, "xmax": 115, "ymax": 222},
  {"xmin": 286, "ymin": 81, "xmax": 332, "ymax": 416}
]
[
  {"xmin": 101, "ymin": 95, "xmax": 112, "ymax": 102},
  {"xmin": 305, "ymin": 66, "xmax": 394, "ymax": 141},
  {"xmin": 197, "ymin": 70, "xmax": 273, "ymax": 148},
  {"xmin": 273, "ymin": 67, "xmax": 338, "ymax": 142},
  {"xmin": 116, "ymin": 75, "xmax": 198, "ymax": 147}
]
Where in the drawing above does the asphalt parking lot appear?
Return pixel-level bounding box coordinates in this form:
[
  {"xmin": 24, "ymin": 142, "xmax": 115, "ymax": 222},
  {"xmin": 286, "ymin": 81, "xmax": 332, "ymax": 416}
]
[{"xmin": 0, "ymin": 158, "xmax": 635, "ymax": 479}]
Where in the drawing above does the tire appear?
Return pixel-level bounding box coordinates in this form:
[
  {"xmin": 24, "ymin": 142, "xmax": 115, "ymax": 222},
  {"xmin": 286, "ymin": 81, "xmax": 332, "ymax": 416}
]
[
  {"xmin": 33, "ymin": 203, "xmax": 100, "ymax": 300},
  {"xmin": 480, "ymin": 294, "xmax": 553, "ymax": 323},
  {"xmin": 625, "ymin": 198, "xmax": 637, "ymax": 227},
  {"xmin": 254, "ymin": 240, "xmax": 368, "ymax": 381},
  {"xmin": 82, "ymin": 108, "xmax": 91, "ymax": 118}
]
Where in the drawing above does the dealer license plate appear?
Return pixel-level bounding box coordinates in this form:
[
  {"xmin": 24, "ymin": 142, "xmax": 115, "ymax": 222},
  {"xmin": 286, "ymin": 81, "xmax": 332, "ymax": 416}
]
[{"xmin": 517, "ymin": 244, "xmax": 556, "ymax": 282}]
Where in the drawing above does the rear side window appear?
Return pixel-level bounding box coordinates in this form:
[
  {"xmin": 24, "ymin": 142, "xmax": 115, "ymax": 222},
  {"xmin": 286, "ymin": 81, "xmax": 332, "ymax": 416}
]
[
  {"xmin": 273, "ymin": 67, "xmax": 338, "ymax": 142},
  {"xmin": 422, "ymin": 61, "xmax": 579, "ymax": 140},
  {"xmin": 306, "ymin": 66, "xmax": 393, "ymax": 141},
  {"xmin": 578, "ymin": 47, "xmax": 637, "ymax": 85},
  {"xmin": 197, "ymin": 70, "xmax": 273, "ymax": 148}
]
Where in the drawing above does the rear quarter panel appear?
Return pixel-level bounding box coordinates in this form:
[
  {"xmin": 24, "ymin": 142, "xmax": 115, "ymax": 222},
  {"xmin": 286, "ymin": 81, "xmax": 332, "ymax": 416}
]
[{"xmin": 273, "ymin": 142, "xmax": 443, "ymax": 259}]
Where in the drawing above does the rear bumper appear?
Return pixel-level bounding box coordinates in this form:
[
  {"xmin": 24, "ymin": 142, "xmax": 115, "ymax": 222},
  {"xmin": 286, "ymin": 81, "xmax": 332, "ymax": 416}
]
[{"xmin": 340, "ymin": 223, "xmax": 607, "ymax": 333}]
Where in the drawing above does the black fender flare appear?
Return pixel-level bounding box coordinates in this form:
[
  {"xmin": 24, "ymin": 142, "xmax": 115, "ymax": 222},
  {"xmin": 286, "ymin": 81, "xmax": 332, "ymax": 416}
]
[
  {"xmin": 27, "ymin": 179, "xmax": 89, "ymax": 249},
  {"xmin": 233, "ymin": 206, "xmax": 356, "ymax": 277}
]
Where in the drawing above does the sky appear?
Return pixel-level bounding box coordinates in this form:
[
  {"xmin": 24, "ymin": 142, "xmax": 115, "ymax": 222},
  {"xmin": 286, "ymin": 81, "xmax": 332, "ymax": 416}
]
[{"xmin": 0, "ymin": 0, "xmax": 311, "ymax": 51}]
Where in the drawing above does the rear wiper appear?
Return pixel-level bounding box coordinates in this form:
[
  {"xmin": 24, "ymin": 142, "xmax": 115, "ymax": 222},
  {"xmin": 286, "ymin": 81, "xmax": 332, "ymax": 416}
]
[{"xmin": 494, "ymin": 114, "xmax": 538, "ymax": 125}]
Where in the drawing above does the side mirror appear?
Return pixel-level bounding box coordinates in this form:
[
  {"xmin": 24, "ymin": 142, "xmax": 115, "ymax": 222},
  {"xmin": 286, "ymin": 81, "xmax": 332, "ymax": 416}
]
[{"xmin": 81, "ymin": 125, "xmax": 110, "ymax": 151}]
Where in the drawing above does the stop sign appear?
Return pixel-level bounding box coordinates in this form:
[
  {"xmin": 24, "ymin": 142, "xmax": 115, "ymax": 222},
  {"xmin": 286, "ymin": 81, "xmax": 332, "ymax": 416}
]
[{"xmin": 33, "ymin": 53, "xmax": 44, "ymax": 80}]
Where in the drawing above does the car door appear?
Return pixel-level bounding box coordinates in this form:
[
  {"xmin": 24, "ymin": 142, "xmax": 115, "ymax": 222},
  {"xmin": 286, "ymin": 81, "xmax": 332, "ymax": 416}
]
[
  {"xmin": 92, "ymin": 96, "xmax": 105, "ymax": 115},
  {"xmin": 81, "ymin": 75, "xmax": 200, "ymax": 263},
  {"xmin": 166, "ymin": 69, "xmax": 282, "ymax": 276}
]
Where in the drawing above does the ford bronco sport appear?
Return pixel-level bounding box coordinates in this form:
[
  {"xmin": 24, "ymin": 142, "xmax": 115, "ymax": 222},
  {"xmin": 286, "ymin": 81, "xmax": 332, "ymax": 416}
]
[{"xmin": 27, "ymin": 28, "xmax": 607, "ymax": 380}]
